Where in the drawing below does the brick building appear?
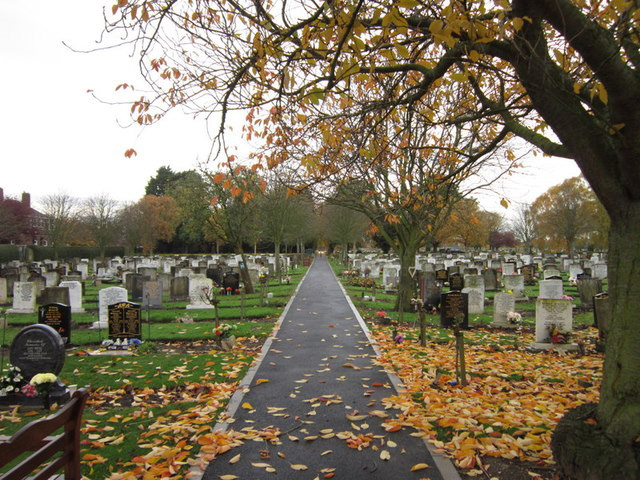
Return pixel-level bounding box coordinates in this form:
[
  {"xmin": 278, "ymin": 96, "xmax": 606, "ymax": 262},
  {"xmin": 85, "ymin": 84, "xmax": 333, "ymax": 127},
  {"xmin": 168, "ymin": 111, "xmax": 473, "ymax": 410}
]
[{"xmin": 0, "ymin": 188, "xmax": 49, "ymax": 245}]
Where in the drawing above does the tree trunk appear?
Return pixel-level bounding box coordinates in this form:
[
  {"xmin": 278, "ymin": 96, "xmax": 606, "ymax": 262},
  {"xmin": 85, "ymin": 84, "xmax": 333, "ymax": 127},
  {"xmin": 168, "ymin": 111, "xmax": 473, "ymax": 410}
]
[
  {"xmin": 275, "ymin": 241, "xmax": 281, "ymax": 282},
  {"xmin": 552, "ymin": 205, "xmax": 640, "ymax": 479},
  {"xmin": 238, "ymin": 249, "xmax": 254, "ymax": 294},
  {"xmin": 394, "ymin": 244, "xmax": 417, "ymax": 312}
]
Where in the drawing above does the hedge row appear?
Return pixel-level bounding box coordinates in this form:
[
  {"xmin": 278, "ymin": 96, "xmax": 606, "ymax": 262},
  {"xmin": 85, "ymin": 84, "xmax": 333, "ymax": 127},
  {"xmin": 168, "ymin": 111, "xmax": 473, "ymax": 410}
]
[{"xmin": 0, "ymin": 245, "xmax": 126, "ymax": 262}]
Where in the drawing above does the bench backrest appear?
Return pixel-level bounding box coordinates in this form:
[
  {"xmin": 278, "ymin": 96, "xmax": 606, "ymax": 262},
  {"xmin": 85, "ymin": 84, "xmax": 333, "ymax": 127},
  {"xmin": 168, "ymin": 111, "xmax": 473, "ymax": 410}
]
[{"xmin": 0, "ymin": 388, "xmax": 88, "ymax": 480}]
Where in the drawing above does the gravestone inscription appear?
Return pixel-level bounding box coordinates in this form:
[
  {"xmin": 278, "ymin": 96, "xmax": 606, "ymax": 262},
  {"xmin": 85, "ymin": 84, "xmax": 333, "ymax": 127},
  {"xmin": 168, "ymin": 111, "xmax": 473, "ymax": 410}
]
[
  {"xmin": 440, "ymin": 291, "xmax": 469, "ymax": 329},
  {"xmin": 108, "ymin": 302, "xmax": 142, "ymax": 340},
  {"xmin": 39, "ymin": 303, "xmax": 71, "ymax": 345}
]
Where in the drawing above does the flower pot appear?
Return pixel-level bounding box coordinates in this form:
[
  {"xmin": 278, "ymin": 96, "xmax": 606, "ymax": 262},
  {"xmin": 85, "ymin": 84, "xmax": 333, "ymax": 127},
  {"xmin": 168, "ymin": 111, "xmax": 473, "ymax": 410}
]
[{"xmin": 220, "ymin": 335, "xmax": 236, "ymax": 351}]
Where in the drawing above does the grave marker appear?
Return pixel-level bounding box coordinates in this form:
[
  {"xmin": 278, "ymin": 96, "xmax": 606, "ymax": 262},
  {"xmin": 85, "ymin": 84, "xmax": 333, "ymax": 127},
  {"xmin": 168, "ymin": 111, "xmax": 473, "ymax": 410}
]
[
  {"xmin": 108, "ymin": 302, "xmax": 142, "ymax": 341},
  {"xmin": 38, "ymin": 303, "xmax": 71, "ymax": 345},
  {"xmin": 440, "ymin": 291, "xmax": 469, "ymax": 329}
]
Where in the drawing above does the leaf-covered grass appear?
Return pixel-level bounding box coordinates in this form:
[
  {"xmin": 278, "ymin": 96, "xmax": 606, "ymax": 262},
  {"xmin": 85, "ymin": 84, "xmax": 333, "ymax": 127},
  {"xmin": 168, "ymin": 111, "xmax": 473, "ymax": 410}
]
[{"xmin": 0, "ymin": 265, "xmax": 308, "ymax": 478}]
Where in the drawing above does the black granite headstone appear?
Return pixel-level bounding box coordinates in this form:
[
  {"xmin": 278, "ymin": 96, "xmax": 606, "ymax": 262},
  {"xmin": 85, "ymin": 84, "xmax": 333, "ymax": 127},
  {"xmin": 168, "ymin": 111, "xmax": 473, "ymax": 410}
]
[
  {"xmin": 435, "ymin": 269, "xmax": 448, "ymax": 283},
  {"xmin": 440, "ymin": 291, "xmax": 469, "ymax": 328},
  {"xmin": 10, "ymin": 324, "xmax": 65, "ymax": 380},
  {"xmin": 38, "ymin": 303, "xmax": 71, "ymax": 345},
  {"xmin": 449, "ymin": 273, "xmax": 464, "ymax": 291},
  {"xmin": 108, "ymin": 302, "xmax": 141, "ymax": 340},
  {"xmin": 223, "ymin": 272, "xmax": 240, "ymax": 292}
]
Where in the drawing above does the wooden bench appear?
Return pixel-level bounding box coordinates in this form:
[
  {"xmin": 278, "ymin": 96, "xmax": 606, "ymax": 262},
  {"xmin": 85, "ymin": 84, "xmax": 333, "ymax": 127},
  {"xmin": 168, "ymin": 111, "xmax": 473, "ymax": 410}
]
[{"xmin": 0, "ymin": 388, "xmax": 88, "ymax": 480}]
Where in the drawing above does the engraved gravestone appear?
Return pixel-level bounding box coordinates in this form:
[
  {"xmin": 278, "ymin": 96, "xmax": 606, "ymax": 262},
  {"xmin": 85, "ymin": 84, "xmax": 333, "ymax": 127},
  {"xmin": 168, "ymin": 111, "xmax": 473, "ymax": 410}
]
[
  {"xmin": 0, "ymin": 277, "xmax": 6, "ymax": 303},
  {"xmin": 435, "ymin": 269, "xmax": 448, "ymax": 283},
  {"xmin": 538, "ymin": 279, "xmax": 564, "ymax": 299},
  {"xmin": 108, "ymin": 302, "xmax": 141, "ymax": 340},
  {"xmin": 10, "ymin": 324, "xmax": 65, "ymax": 380},
  {"xmin": 39, "ymin": 303, "xmax": 71, "ymax": 345},
  {"xmin": 96, "ymin": 286, "xmax": 128, "ymax": 327},
  {"xmin": 187, "ymin": 277, "xmax": 215, "ymax": 309},
  {"xmin": 440, "ymin": 291, "xmax": 469, "ymax": 328},
  {"xmin": 449, "ymin": 273, "xmax": 464, "ymax": 291},
  {"xmin": 171, "ymin": 276, "xmax": 190, "ymax": 302},
  {"xmin": 142, "ymin": 280, "xmax": 163, "ymax": 309},
  {"xmin": 491, "ymin": 292, "xmax": 516, "ymax": 328},
  {"xmin": 8, "ymin": 282, "xmax": 36, "ymax": 313},
  {"xmin": 59, "ymin": 280, "xmax": 85, "ymax": 313},
  {"xmin": 534, "ymin": 298, "xmax": 573, "ymax": 343},
  {"xmin": 482, "ymin": 268, "xmax": 498, "ymax": 291}
]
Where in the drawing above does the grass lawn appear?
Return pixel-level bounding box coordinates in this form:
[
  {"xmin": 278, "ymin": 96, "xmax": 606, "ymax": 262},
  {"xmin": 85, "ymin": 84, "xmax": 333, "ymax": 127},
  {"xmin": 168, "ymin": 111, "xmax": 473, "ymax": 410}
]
[{"xmin": 0, "ymin": 265, "xmax": 308, "ymax": 478}]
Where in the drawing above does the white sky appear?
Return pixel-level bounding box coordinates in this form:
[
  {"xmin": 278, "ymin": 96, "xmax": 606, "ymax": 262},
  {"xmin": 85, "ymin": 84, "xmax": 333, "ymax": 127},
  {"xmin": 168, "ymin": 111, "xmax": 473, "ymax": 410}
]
[{"xmin": 0, "ymin": 1, "xmax": 582, "ymax": 217}]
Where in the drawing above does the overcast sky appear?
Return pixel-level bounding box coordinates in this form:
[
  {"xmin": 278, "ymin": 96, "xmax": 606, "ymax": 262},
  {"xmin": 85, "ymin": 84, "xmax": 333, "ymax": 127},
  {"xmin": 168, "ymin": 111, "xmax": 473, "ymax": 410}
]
[{"xmin": 0, "ymin": 1, "xmax": 582, "ymax": 216}]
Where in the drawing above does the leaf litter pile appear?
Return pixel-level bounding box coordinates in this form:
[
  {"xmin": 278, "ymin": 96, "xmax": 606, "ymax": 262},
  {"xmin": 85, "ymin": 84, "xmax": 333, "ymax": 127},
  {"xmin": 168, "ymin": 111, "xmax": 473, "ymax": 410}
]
[{"xmin": 371, "ymin": 326, "xmax": 603, "ymax": 477}]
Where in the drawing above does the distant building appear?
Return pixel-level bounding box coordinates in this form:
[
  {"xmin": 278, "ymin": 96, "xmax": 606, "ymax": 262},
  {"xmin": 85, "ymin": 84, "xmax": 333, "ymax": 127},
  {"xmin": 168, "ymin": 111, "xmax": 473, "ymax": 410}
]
[{"xmin": 0, "ymin": 188, "xmax": 49, "ymax": 245}]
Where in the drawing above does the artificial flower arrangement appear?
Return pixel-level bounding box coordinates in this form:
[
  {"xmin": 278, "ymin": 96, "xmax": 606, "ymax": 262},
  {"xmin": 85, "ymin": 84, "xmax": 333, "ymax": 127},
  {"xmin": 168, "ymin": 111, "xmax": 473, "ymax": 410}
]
[
  {"xmin": 27, "ymin": 373, "xmax": 58, "ymax": 409},
  {"xmin": 0, "ymin": 364, "xmax": 24, "ymax": 397},
  {"xmin": 507, "ymin": 311, "xmax": 522, "ymax": 325},
  {"xmin": 548, "ymin": 323, "xmax": 571, "ymax": 344},
  {"xmin": 214, "ymin": 323, "xmax": 234, "ymax": 339}
]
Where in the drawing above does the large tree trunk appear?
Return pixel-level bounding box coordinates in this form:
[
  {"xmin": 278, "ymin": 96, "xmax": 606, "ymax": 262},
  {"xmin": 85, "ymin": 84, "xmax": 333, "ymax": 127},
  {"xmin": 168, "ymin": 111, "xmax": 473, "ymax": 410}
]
[{"xmin": 552, "ymin": 206, "xmax": 640, "ymax": 479}]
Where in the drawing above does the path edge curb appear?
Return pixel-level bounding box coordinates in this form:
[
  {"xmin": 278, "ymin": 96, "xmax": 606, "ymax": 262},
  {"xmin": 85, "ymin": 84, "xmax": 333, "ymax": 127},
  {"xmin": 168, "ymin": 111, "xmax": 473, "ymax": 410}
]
[
  {"xmin": 190, "ymin": 260, "xmax": 314, "ymax": 479},
  {"xmin": 331, "ymin": 264, "xmax": 463, "ymax": 480}
]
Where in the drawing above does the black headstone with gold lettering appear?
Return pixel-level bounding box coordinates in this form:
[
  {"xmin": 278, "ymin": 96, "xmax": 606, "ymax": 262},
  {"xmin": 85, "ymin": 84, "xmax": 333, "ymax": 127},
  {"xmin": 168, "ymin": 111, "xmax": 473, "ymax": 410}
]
[
  {"xmin": 38, "ymin": 303, "xmax": 71, "ymax": 346},
  {"xmin": 107, "ymin": 302, "xmax": 141, "ymax": 340},
  {"xmin": 440, "ymin": 291, "xmax": 469, "ymax": 329}
]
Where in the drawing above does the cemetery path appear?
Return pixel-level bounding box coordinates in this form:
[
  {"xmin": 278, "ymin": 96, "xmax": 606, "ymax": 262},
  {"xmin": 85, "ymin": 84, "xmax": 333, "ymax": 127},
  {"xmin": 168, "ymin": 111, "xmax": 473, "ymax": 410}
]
[{"xmin": 200, "ymin": 257, "xmax": 459, "ymax": 480}]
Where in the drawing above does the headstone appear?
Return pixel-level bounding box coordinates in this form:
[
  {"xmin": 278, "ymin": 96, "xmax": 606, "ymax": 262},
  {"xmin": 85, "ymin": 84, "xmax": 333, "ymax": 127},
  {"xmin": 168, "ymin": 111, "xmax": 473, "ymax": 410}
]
[
  {"xmin": 462, "ymin": 274, "xmax": 484, "ymax": 314},
  {"xmin": 502, "ymin": 262, "xmax": 516, "ymax": 275},
  {"xmin": 42, "ymin": 271, "xmax": 59, "ymax": 288},
  {"xmin": 58, "ymin": 281, "xmax": 85, "ymax": 313},
  {"xmin": 4, "ymin": 274, "xmax": 19, "ymax": 298},
  {"xmin": 0, "ymin": 277, "xmax": 6, "ymax": 303},
  {"xmin": 491, "ymin": 292, "xmax": 516, "ymax": 328},
  {"xmin": 142, "ymin": 280, "xmax": 163, "ymax": 309},
  {"xmin": 435, "ymin": 269, "xmax": 448, "ymax": 283},
  {"xmin": 10, "ymin": 324, "xmax": 67, "ymax": 401},
  {"xmin": 39, "ymin": 286, "xmax": 70, "ymax": 307},
  {"xmin": 107, "ymin": 302, "xmax": 142, "ymax": 341},
  {"xmin": 534, "ymin": 299, "xmax": 573, "ymax": 343},
  {"xmin": 38, "ymin": 303, "xmax": 71, "ymax": 345},
  {"xmin": 8, "ymin": 282, "xmax": 36, "ymax": 313},
  {"xmin": 449, "ymin": 273, "xmax": 464, "ymax": 291},
  {"xmin": 126, "ymin": 273, "xmax": 144, "ymax": 302},
  {"xmin": 138, "ymin": 267, "xmax": 157, "ymax": 281},
  {"xmin": 95, "ymin": 287, "xmax": 128, "ymax": 328},
  {"xmin": 543, "ymin": 268, "xmax": 561, "ymax": 279},
  {"xmin": 222, "ymin": 272, "xmax": 240, "ymax": 293},
  {"xmin": 538, "ymin": 279, "xmax": 564, "ymax": 299},
  {"xmin": 593, "ymin": 292, "xmax": 609, "ymax": 336},
  {"xmin": 440, "ymin": 291, "xmax": 469, "ymax": 329},
  {"xmin": 521, "ymin": 264, "xmax": 536, "ymax": 285},
  {"xmin": 593, "ymin": 263, "xmax": 608, "ymax": 280},
  {"xmin": 568, "ymin": 264, "xmax": 583, "ymax": 282},
  {"xmin": 186, "ymin": 277, "xmax": 215, "ymax": 309},
  {"xmin": 482, "ymin": 268, "xmax": 497, "ymax": 291},
  {"xmin": 503, "ymin": 274, "xmax": 526, "ymax": 299},
  {"xmin": 418, "ymin": 272, "xmax": 440, "ymax": 310},
  {"xmin": 170, "ymin": 276, "xmax": 190, "ymax": 302},
  {"xmin": 577, "ymin": 279, "xmax": 602, "ymax": 309},
  {"xmin": 206, "ymin": 267, "xmax": 224, "ymax": 286}
]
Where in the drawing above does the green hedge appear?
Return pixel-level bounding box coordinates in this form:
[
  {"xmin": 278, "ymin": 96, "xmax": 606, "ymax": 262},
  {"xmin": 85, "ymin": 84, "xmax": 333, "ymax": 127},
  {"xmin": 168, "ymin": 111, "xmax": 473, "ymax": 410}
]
[
  {"xmin": 0, "ymin": 244, "xmax": 20, "ymax": 262},
  {"xmin": 29, "ymin": 245, "xmax": 125, "ymax": 261}
]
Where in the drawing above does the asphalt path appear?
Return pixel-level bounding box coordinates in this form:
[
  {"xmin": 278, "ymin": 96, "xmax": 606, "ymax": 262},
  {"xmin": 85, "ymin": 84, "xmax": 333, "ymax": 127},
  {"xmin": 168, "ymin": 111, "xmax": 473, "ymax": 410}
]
[{"xmin": 201, "ymin": 257, "xmax": 457, "ymax": 480}]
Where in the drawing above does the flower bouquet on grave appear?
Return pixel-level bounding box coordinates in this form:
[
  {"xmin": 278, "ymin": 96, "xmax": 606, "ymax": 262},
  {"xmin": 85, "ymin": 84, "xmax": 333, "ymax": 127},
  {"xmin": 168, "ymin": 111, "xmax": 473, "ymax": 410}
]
[
  {"xmin": 29, "ymin": 373, "xmax": 58, "ymax": 410},
  {"xmin": 0, "ymin": 364, "xmax": 25, "ymax": 397},
  {"xmin": 548, "ymin": 323, "xmax": 571, "ymax": 344},
  {"xmin": 214, "ymin": 323, "xmax": 236, "ymax": 351},
  {"xmin": 507, "ymin": 311, "xmax": 522, "ymax": 325}
]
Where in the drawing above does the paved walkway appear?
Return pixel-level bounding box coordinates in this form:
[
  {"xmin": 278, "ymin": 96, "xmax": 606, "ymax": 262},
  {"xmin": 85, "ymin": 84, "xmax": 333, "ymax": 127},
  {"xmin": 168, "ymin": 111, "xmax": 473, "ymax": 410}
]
[{"xmin": 201, "ymin": 257, "xmax": 459, "ymax": 480}]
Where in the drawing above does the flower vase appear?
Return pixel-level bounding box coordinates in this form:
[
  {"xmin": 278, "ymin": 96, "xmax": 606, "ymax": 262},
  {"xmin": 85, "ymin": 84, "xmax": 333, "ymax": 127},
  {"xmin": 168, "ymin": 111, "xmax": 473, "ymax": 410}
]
[
  {"xmin": 220, "ymin": 335, "xmax": 236, "ymax": 351},
  {"xmin": 42, "ymin": 392, "xmax": 51, "ymax": 411}
]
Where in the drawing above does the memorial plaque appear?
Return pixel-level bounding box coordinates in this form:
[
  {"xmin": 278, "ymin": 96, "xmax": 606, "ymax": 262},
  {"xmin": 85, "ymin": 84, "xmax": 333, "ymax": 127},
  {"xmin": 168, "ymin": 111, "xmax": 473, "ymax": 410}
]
[
  {"xmin": 108, "ymin": 302, "xmax": 142, "ymax": 340},
  {"xmin": 449, "ymin": 273, "xmax": 464, "ymax": 291},
  {"xmin": 38, "ymin": 303, "xmax": 71, "ymax": 345},
  {"xmin": 10, "ymin": 324, "xmax": 65, "ymax": 380},
  {"xmin": 440, "ymin": 291, "xmax": 469, "ymax": 328}
]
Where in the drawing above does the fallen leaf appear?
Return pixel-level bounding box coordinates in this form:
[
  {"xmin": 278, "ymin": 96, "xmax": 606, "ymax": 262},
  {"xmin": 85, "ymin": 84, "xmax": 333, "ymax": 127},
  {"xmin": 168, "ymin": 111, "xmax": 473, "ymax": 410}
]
[
  {"xmin": 411, "ymin": 463, "xmax": 430, "ymax": 471},
  {"xmin": 290, "ymin": 464, "xmax": 308, "ymax": 471},
  {"xmin": 229, "ymin": 454, "xmax": 241, "ymax": 464}
]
